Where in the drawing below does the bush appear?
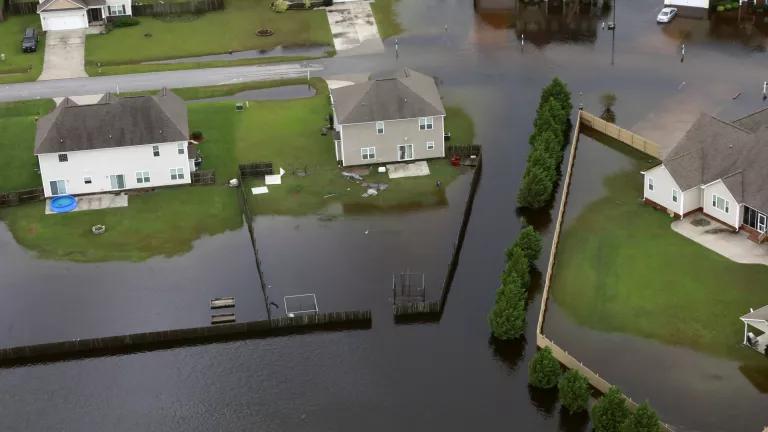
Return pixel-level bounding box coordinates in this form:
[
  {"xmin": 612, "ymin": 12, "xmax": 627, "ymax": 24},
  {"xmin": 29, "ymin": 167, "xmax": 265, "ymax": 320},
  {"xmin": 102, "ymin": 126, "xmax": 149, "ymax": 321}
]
[
  {"xmin": 516, "ymin": 226, "xmax": 543, "ymax": 265},
  {"xmin": 272, "ymin": 0, "xmax": 288, "ymax": 12},
  {"xmin": 716, "ymin": 4, "xmax": 725, "ymax": 11},
  {"xmin": 558, "ymin": 370, "xmax": 590, "ymax": 414},
  {"xmin": 503, "ymin": 246, "xmax": 531, "ymax": 288},
  {"xmin": 489, "ymin": 272, "xmax": 527, "ymax": 340},
  {"xmin": 592, "ymin": 387, "xmax": 630, "ymax": 432},
  {"xmin": 517, "ymin": 163, "xmax": 557, "ymax": 208},
  {"xmin": 112, "ymin": 16, "xmax": 140, "ymax": 27},
  {"xmin": 621, "ymin": 402, "xmax": 662, "ymax": 432},
  {"xmin": 528, "ymin": 346, "xmax": 561, "ymax": 389}
]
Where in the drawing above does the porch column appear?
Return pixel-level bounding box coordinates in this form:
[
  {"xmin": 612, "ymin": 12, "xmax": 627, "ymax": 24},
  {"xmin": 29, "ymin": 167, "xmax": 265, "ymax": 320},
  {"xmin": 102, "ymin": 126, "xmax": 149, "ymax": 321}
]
[{"xmin": 744, "ymin": 321, "xmax": 748, "ymax": 345}]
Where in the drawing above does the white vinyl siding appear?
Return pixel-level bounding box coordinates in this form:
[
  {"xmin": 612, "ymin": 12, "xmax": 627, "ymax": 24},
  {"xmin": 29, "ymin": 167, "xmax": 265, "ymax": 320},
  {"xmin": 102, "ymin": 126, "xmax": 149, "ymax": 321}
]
[
  {"xmin": 338, "ymin": 116, "xmax": 445, "ymax": 166},
  {"xmin": 643, "ymin": 165, "xmax": 683, "ymax": 215},
  {"xmin": 702, "ymin": 181, "xmax": 740, "ymax": 228}
]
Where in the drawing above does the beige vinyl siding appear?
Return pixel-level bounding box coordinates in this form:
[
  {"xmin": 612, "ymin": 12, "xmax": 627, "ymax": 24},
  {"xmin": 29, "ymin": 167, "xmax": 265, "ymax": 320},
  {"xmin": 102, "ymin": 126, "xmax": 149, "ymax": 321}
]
[
  {"xmin": 643, "ymin": 164, "xmax": 683, "ymax": 215},
  {"xmin": 682, "ymin": 187, "xmax": 701, "ymax": 214},
  {"xmin": 339, "ymin": 116, "xmax": 445, "ymax": 166}
]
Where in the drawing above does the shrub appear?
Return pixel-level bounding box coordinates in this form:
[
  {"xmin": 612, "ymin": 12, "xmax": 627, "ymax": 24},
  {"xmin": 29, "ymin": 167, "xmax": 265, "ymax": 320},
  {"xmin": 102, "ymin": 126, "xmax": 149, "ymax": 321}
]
[
  {"xmin": 515, "ymin": 226, "xmax": 542, "ymax": 265},
  {"xmin": 621, "ymin": 402, "xmax": 662, "ymax": 432},
  {"xmin": 592, "ymin": 387, "xmax": 630, "ymax": 432},
  {"xmin": 528, "ymin": 346, "xmax": 561, "ymax": 389},
  {"xmin": 558, "ymin": 370, "xmax": 590, "ymax": 414},
  {"xmin": 272, "ymin": 0, "xmax": 289, "ymax": 12},
  {"xmin": 489, "ymin": 272, "xmax": 527, "ymax": 340},
  {"xmin": 541, "ymin": 77, "xmax": 573, "ymax": 115},
  {"xmin": 716, "ymin": 5, "xmax": 725, "ymax": 11},
  {"xmin": 517, "ymin": 163, "xmax": 556, "ymax": 208},
  {"xmin": 112, "ymin": 16, "xmax": 140, "ymax": 27}
]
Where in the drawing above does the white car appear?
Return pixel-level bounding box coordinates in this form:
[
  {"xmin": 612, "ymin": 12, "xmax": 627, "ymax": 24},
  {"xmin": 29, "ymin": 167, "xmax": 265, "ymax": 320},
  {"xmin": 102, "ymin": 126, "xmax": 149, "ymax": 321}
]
[{"xmin": 657, "ymin": 7, "xmax": 678, "ymax": 23}]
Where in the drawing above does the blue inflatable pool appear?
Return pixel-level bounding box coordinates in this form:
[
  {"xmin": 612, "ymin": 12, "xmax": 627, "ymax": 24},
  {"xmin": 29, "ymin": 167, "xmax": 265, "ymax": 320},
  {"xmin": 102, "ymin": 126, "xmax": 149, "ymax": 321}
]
[{"xmin": 50, "ymin": 195, "xmax": 77, "ymax": 213}]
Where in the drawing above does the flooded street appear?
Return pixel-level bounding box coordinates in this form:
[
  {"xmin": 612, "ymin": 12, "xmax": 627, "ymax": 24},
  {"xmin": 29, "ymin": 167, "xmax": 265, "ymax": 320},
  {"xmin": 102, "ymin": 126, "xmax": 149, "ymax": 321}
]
[{"xmin": 2, "ymin": 0, "xmax": 768, "ymax": 430}]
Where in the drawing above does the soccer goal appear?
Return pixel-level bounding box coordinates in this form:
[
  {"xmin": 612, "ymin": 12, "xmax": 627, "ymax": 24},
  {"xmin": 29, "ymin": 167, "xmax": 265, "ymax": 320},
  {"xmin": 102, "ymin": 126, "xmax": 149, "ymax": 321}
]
[{"xmin": 283, "ymin": 294, "xmax": 319, "ymax": 317}]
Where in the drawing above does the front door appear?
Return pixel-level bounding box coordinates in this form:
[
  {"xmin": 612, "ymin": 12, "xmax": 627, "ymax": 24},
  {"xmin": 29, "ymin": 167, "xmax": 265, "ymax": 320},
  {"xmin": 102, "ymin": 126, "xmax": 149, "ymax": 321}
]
[
  {"xmin": 87, "ymin": 7, "xmax": 102, "ymax": 23},
  {"xmin": 758, "ymin": 213, "xmax": 766, "ymax": 233},
  {"xmin": 397, "ymin": 144, "xmax": 414, "ymax": 161},
  {"xmin": 109, "ymin": 174, "xmax": 126, "ymax": 190}
]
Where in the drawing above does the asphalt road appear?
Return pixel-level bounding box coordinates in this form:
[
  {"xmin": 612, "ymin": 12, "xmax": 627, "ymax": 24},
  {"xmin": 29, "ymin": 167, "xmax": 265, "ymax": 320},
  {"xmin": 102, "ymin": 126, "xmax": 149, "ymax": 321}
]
[{"xmin": 0, "ymin": 62, "xmax": 325, "ymax": 102}]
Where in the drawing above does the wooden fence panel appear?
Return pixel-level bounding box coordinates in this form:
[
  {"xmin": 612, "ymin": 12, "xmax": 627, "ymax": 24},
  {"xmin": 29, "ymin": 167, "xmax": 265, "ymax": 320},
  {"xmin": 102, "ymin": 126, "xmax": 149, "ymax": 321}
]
[{"xmin": 578, "ymin": 111, "xmax": 661, "ymax": 159}]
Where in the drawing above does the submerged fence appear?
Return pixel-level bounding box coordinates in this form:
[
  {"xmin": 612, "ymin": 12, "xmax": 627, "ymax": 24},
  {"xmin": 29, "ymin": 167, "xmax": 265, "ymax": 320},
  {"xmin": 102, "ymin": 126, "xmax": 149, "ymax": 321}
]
[
  {"xmin": 579, "ymin": 110, "xmax": 662, "ymax": 159},
  {"xmin": 535, "ymin": 113, "xmax": 673, "ymax": 430},
  {"xmin": 0, "ymin": 310, "xmax": 371, "ymax": 366},
  {"xmin": 0, "ymin": 187, "xmax": 44, "ymax": 208}
]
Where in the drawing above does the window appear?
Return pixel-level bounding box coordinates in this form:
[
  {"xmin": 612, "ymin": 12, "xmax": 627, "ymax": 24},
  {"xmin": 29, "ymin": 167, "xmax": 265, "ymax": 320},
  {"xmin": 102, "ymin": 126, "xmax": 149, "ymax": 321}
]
[
  {"xmin": 177, "ymin": 143, "xmax": 185, "ymax": 155},
  {"xmin": 152, "ymin": 145, "xmax": 160, "ymax": 157},
  {"xmin": 58, "ymin": 154, "xmax": 68, "ymax": 162},
  {"xmin": 426, "ymin": 141, "xmax": 435, "ymax": 150},
  {"xmin": 419, "ymin": 117, "xmax": 434, "ymax": 130},
  {"xmin": 84, "ymin": 176, "xmax": 92, "ymax": 185},
  {"xmin": 672, "ymin": 189, "xmax": 679, "ymax": 203},
  {"xmin": 136, "ymin": 170, "xmax": 150, "ymax": 184},
  {"xmin": 397, "ymin": 144, "xmax": 414, "ymax": 161},
  {"xmin": 648, "ymin": 177, "xmax": 654, "ymax": 191},
  {"xmin": 170, "ymin": 168, "xmax": 185, "ymax": 180},
  {"xmin": 376, "ymin": 121, "xmax": 384, "ymax": 135},
  {"xmin": 108, "ymin": 4, "xmax": 126, "ymax": 16},
  {"xmin": 361, "ymin": 147, "xmax": 376, "ymax": 161},
  {"xmin": 109, "ymin": 174, "xmax": 126, "ymax": 190},
  {"xmin": 712, "ymin": 194, "xmax": 730, "ymax": 214},
  {"xmin": 50, "ymin": 180, "xmax": 66, "ymax": 196}
]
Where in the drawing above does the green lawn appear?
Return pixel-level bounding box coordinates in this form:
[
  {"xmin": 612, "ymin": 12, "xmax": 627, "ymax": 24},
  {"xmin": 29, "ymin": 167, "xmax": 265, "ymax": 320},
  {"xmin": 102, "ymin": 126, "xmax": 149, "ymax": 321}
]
[
  {"xmin": 370, "ymin": 0, "xmax": 403, "ymax": 39},
  {"xmin": 550, "ymin": 144, "xmax": 768, "ymax": 385},
  {"xmin": 85, "ymin": 0, "xmax": 333, "ymax": 70},
  {"xmin": 188, "ymin": 80, "xmax": 476, "ymax": 215},
  {"xmin": 0, "ymin": 79, "xmax": 475, "ymax": 261},
  {"xmin": 0, "ymin": 15, "xmax": 45, "ymax": 83},
  {"xmin": 0, "ymin": 186, "xmax": 242, "ymax": 262},
  {"xmin": 0, "ymin": 99, "xmax": 55, "ymax": 192},
  {"xmin": 85, "ymin": 55, "xmax": 318, "ymax": 76}
]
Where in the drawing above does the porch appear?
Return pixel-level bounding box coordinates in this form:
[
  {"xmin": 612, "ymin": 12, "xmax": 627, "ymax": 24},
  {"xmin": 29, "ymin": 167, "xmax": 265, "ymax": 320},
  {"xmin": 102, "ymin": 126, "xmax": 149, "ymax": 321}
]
[{"xmin": 671, "ymin": 213, "xmax": 768, "ymax": 266}]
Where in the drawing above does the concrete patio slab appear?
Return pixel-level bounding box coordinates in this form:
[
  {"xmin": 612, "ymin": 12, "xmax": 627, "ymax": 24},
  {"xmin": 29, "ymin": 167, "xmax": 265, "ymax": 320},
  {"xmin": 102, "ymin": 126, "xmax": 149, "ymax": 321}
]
[
  {"xmin": 38, "ymin": 29, "xmax": 87, "ymax": 81},
  {"xmin": 325, "ymin": 1, "xmax": 385, "ymax": 56},
  {"xmin": 671, "ymin": 213, "xmax": 768, "ymax": 266},
  {"xmin": 45, "ymin": 193, "xmax": 128, "ymax": 215},
  {"xmin": 387, "ymin": 161, "xmax": 430, "ymax": 179}
]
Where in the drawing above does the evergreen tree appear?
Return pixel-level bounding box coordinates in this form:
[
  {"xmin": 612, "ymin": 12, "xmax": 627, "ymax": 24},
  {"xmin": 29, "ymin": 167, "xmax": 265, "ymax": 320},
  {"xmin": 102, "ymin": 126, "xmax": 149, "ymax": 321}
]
[
  {"xmin": 558, "ymin": 369, "xmax": 590, "ymax": 414},
  {"xmin": 531, "ymin": 130, "xmax": 563, "ymax": 164},
  {"xmin": 541, "ymin": 77, "xmax": 573, "ymax": 114},
  {"xmin": 514, "ymin": 226, "xmax": 542, "ymax": 265},
  {"xmin": 489, "ymin": 273, "xmax": 527, "ymax": 340},
  {"xmin": 621, "ymin": 402, "xmax": 662, "ymax": 432},
  {"xmin": 528, "ymin": 346, "xmax": 562, "ymax": 389},
  {"xmin": 592, "ymin": 387, "xmax": 630, "ymax": 432},
  {"xmin": 517, "ymin": 164, "xmax": 556, "ymax": 208},
  {"xmin": 503, "ymin": 246, "xmax": 530, "ymax": 288}
]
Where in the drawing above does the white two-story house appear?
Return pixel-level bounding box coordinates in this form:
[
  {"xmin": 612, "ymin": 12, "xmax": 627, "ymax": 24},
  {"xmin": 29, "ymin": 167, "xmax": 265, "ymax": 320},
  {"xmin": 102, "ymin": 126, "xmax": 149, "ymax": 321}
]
[
  {"xmin": 35, "ymin": 91, "xmax": 196, "ymax": 198},
  {"xmin": 642, "ymin": 109, "xmax": 768, "ymax": 243},
  {"xmin": 37, "ymin": 0, "xmax": 132, "ymax": 31}
]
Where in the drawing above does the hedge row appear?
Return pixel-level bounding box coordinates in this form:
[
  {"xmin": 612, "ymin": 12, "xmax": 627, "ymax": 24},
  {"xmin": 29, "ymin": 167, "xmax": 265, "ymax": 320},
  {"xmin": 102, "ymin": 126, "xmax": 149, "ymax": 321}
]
[
  {"xmin": 517, "ymin": 78, "xmax": 572, "ymax": 209},
  {"xmin": 488, "ymin": 226, "xmax": 542, "ymax": 340}
]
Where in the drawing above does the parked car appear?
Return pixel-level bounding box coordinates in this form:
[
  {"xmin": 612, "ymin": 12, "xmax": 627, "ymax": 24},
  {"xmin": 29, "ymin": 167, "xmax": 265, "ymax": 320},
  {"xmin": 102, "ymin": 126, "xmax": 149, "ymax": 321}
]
[
  {"xmin": 21, "ymin": 28, "xmax": 38, "ymax": 53},
  {"xmin": 656, "ymin": 7, "xmax": 678, "ymax": 23}
]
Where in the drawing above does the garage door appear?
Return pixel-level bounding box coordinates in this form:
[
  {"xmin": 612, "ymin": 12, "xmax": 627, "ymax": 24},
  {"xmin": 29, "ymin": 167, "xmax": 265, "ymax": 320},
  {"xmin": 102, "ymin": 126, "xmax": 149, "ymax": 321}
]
[{"xmin": 43, "ymin": 12, "xmax": 86, "ymax": 31}]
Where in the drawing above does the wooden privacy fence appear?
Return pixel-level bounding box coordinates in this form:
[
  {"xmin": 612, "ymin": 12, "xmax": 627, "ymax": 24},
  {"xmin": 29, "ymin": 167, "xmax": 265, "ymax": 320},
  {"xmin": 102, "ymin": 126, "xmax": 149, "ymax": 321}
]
[
  {"xmin": 0, "ymin": 187, "xmax": 44, "ymax": 208},
  {"xmin": 0, "ymin": 310, "xmax": 372, "ymax": 366},
  {"xmin": 446, "ymin": 144, "xmax": 482, "ymax": 157},
  {"xmin": 131, "ymin": 0, "xmax": 224, "ymax": 16},
  {"xmin": 191, "ymin": 169, "xmax": 216, "ymax": 185},
  {"xmin": 239, "ymin": 161, "xmax": 274, "ymax": 178},
  {"xmin": 578, "ymin": 110, "xmax": 662, "ymax": 159},
  {"xmin": 5, "ymin": 0, "xmax": 37, "ymax": 15},
  {"xmin": 535, "ymin": 113, "xmax": 673, "ymax": 431}
]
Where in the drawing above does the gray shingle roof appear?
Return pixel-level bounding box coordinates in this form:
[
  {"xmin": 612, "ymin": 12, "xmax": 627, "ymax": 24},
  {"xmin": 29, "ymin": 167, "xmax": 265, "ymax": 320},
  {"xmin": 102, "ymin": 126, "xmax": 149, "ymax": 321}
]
[
  {"xmin": 742, "ymin": 305, "xmax": 768, "ymax": 322},
  {"xmin": 331, "ymin": 68, "xmax": 445, "ymax": 125},
  {"xmin": 35, "ymin": 92, "xmax": 189, "ymax": 155},
  {"xmin": 661, "ymin": 111, "xmax": 768, "ymax": 213}
]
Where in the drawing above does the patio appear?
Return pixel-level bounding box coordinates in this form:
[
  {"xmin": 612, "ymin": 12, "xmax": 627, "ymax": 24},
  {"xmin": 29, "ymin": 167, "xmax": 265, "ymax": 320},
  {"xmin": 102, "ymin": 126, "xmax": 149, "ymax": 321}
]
[{"xmin": 671, "ymin": 213, "xmax": 768, "ymax": 266}]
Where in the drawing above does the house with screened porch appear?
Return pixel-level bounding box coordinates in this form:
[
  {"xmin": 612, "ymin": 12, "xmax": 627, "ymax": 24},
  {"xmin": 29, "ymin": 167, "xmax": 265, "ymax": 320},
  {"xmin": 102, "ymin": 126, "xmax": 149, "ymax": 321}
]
[{"xmin": 642, "ymin": 107, "xmax": 768, "ymax": 242}]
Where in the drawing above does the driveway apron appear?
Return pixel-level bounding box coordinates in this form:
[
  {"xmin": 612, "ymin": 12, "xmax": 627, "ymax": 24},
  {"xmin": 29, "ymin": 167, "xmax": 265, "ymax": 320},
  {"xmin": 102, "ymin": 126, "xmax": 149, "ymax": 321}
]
[
  {"xmin": 38, "ymin": 29, "xmax": 87, "ymax": 80},
  {"xmin": 325, "ymin": 1, "xmax": 385, "ymax": 56}
]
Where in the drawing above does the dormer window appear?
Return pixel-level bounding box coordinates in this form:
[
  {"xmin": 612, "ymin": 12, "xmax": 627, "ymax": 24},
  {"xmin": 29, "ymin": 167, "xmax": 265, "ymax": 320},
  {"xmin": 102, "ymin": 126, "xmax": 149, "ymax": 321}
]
[{"xmin": 58, "ymin": 154, "xmax": 68, "ymax": 162}]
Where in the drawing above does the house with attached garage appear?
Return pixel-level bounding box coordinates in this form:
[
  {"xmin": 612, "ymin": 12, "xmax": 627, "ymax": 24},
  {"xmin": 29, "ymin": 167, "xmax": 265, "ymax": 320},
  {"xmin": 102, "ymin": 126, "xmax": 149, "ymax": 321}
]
[
  {"xmin": 35, "ymin": 91, "xmax": 197, "ymax": 198},
  {"xmin": 642, "ymin": 107, "xmax": 768, "ymax": 242},
  {"xmin": 330, "ymin": 68, "xmax": 446, "ymax": 167},
  {"xmin": 37, "ymin": 0, "xmax": 132, "ymax": 31}
]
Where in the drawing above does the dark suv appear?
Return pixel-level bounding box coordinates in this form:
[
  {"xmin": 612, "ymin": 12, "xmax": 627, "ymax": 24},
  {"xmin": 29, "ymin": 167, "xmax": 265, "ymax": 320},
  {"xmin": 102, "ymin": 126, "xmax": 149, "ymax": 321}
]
[{"xmin": 21, "ymin": 28, "xmax": 38, "ymax": 53}]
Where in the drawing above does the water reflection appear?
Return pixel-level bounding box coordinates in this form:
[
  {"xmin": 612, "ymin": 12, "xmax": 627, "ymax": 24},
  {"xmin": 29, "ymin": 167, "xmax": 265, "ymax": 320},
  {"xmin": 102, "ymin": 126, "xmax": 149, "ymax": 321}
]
[
  {"xmin": 489, "ymin": 335, "xmax": 527, "ymax": 371},
  {"xmin": 661, "ymin": 5, "xmax": 768, "ymax": 50},
  {"xmin": 474, "ymin": 0, "xmax": 612, "ymax": 46},
  {"xmin": 528, "ymin": 385, "xmax": 558, "ymax": 416},
  {"xmin": 558, "ymin": 408, "xmax": 591, "ymax": 432}
]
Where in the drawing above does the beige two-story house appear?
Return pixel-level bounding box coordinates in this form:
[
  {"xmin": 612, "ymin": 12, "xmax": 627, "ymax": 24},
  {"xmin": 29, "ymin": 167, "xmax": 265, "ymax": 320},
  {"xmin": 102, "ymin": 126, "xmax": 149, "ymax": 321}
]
[{"xmin": 330, "ymin": 68, "xmax": 446, "ymax": 167}]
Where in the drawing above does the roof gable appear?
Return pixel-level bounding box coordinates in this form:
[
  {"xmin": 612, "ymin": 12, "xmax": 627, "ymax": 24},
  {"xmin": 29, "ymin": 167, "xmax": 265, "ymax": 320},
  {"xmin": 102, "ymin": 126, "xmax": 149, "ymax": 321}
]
[
  {"xmin": 38, "ymin": 0, "xmax": 86, "ymax": 12},
  {"xmin": 35, "ymin": 92, "xmax": 189, "ymax": 154}
]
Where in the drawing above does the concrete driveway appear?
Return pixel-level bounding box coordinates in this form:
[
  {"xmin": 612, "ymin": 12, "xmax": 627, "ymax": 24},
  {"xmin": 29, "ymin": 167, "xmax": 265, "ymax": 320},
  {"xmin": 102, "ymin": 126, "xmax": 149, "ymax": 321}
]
[
  {"xmin": 38, "ymin": 30, "xmax": 87, "ymax": 81},
  {"xmin": 326, "ymin": 1, "xmax": 385, "ymax": 56}
]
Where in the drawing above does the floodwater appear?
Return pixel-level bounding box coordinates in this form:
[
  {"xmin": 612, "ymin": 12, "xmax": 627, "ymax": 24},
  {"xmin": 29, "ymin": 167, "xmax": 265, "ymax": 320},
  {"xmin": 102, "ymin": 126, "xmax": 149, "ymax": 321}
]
[
  {"xmin": 2, "ymin": 0, "xmax": 768, "ymax": 430},
  {"xmin": 186, "ymin": 84, "xmax": 316, "ymax": 104}
]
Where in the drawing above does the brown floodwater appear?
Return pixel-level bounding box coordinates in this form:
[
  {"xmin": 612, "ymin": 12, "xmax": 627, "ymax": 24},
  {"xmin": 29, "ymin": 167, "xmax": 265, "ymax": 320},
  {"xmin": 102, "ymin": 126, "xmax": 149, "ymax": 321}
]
[{"xmin": 1, "ymin": 0, "xmax": 768, "ymax": 430}]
